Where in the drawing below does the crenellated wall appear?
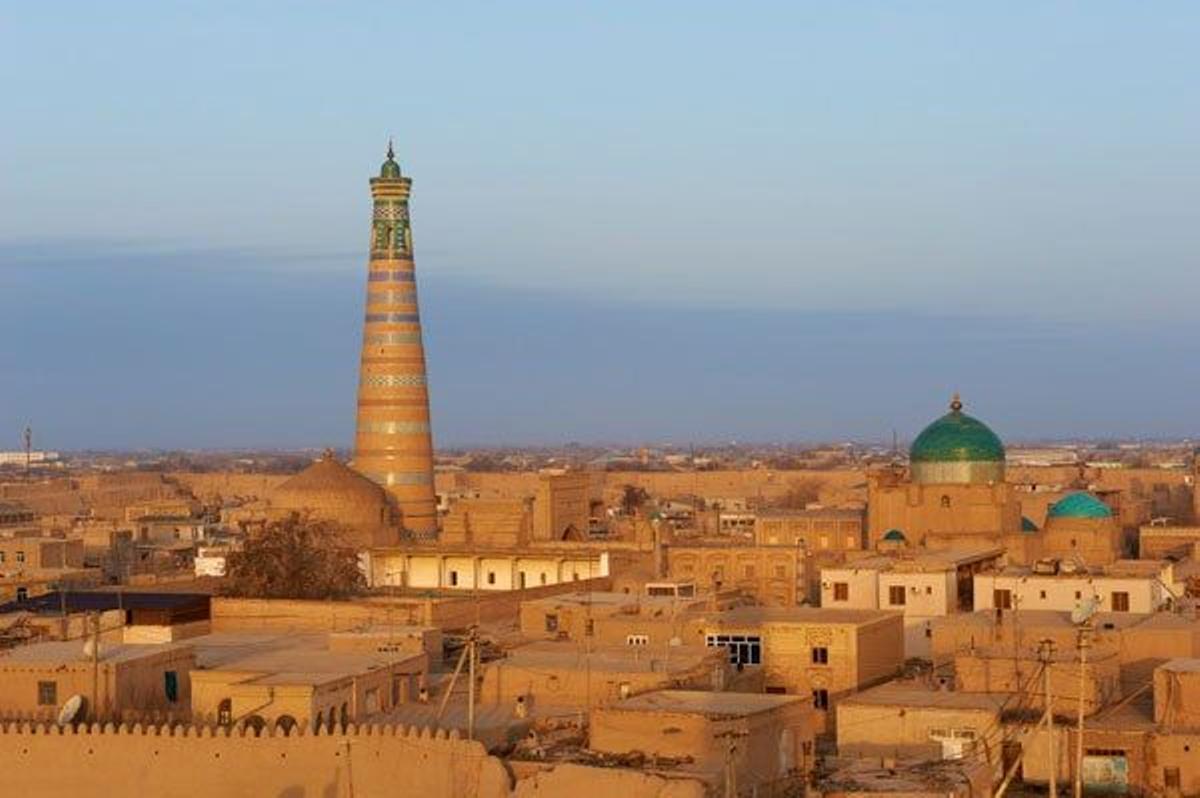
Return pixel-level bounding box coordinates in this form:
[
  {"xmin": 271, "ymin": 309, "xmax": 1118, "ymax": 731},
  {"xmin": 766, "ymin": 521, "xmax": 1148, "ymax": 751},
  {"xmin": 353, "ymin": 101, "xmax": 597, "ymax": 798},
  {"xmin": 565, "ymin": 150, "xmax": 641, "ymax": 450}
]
[{"xmin": 0, "ymin": 720, "xmax": 511, "ymax": 798}]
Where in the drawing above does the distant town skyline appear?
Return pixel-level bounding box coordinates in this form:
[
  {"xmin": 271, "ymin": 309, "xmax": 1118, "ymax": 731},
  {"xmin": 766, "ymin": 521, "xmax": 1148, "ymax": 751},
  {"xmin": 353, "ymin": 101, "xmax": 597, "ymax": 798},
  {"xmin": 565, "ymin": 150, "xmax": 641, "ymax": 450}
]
[{"xmin": 3, "ymin": 3, "xmax": 1200, "ymax": 447}]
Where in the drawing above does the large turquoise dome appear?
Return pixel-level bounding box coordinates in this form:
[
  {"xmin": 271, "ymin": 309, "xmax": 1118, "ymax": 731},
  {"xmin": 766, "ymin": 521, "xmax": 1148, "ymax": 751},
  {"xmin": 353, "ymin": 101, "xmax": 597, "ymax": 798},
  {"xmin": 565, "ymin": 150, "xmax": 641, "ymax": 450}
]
[
  {"xmin": 909, "ymin": 395, "xmax": 1005, "ymax": 484},
  {"xmin": 1048, "ymin": 491, "xmax": 1112, "ymax": 520}
]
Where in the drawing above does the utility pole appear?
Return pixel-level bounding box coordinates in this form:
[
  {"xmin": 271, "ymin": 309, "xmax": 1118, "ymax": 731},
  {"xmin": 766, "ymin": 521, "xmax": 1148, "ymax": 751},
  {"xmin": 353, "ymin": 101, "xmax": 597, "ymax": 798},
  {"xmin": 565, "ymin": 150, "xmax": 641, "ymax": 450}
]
[
  {"xmin": 1039, "ymin": 638, "xmax": 1057, "ymax": 798},
  {"xmin": 467, "ymin": 627, "xmax": 476, "ymax": 741},
  {"xmin": 1074, "ymin": 622, "xmax": 1092, "ymax": 798},
  {"xmin": 91, "ymin": 611, "xmax": 100, "ymax": 721},
  {"xmin": 715, "ymin": 729, "xmax": 748, "ymax": 798},
  {"xmin": 23, "ymin": 426, "xmax": 32, "ymax": 476}
]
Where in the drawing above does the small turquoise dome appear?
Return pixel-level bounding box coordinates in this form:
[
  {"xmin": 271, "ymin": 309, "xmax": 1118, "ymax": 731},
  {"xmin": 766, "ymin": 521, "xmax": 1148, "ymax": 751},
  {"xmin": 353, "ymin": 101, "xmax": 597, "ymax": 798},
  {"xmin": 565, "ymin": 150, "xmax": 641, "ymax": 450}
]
[
  {"xmin": 910, "ymin": 395, "xmax": 1005, "ymax": 464},
  {"xmin": 380, "ymin": 141, "xmax": 402, "ymax": 178},
  {"xmin": 1021, "ymin": 516, "xmax": 1039, "ymax": 533},
  {"xmin": 882, "ymin": 529, "xmax": 907, "ymax": 542},
  {"xmin": 1048, "ymin": 492, "xmax": 1112, "ymax": 520}
]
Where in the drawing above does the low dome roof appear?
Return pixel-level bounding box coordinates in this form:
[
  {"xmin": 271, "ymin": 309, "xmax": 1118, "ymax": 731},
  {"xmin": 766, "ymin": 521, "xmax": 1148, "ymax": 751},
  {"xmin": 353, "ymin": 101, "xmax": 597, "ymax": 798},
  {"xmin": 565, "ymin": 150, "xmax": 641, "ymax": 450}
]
[
  {"xmin": 273, "ymin": 452, "xmax": 388, "ymax": 505},
  {"xmin": 882, "ymin": 529, "xmax": 907, "ymax": 542},
  {"xmin": 910, "ymin": 395, "xmax": 1005, "ymax": 464},
  {"xmin": 1047, "ymin": 491, "xmax": 1113, "ymax": 520}
]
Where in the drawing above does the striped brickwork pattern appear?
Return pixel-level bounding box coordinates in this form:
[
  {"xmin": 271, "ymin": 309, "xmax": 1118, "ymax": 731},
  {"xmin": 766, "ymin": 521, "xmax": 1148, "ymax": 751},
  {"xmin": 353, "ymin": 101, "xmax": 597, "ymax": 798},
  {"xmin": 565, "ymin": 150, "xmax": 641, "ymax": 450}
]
[{"xmin": 353, "ymin": 158, "xmax": 438, "ymax": 537}]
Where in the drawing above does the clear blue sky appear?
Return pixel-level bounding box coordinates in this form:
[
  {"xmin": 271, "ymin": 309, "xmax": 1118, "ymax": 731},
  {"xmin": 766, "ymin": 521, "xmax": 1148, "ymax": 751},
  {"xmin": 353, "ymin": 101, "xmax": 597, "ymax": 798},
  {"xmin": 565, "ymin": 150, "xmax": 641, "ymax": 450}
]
[{"xmin": 2, "ymin": 3, "xmax": 1199, "ymax": 449}]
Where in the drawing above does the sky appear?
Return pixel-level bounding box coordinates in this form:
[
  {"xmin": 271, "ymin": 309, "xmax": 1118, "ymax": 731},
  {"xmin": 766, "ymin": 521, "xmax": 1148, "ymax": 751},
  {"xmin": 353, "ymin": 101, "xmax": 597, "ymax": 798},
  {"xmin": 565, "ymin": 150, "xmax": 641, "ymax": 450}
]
[{"xmin": 2, "ymin": 3, "xmax": 1199, "ymax": 449}]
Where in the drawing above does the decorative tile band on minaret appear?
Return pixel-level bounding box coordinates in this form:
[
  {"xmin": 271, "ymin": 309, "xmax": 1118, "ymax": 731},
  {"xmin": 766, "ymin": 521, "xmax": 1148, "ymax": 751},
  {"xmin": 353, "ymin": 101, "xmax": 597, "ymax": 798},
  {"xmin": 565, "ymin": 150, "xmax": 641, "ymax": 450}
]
[{"xmin": 353, "ymin": 143, "xmax": 438, "ymax": 538}]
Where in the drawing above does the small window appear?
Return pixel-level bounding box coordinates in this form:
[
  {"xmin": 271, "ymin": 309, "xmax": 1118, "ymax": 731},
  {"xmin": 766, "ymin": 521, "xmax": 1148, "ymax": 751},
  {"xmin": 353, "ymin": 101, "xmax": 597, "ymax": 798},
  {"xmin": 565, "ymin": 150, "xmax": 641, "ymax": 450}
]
[
  {"xmin": 925, "ymin": 586, "xmax": 933, "ymax": 595},
  {"xmin": 217, "ymin": 698, "xmax": 232, "ymax": 726},
  {"xmin": 626, "ymin": 634, "xmax": 649, "ymax": 646},
  {"xmin": 37, "ymin": 681, "xmax": 57, "ymax": 706},
  {"xmin": 539, "ymin": 572, "xmax": 547, "ymax": 585},
  {"xmin": 448, "ymin": 570, "xmax": 458, "ymax": 587},
  {"xmin": 585, "ymin": 619, "xmax": 594, "ymax": 637},
  {"xmin": 940, "ymin": 495, "xmax": 951, "ymax": 508},
  {"xmin": 994, "ymin": 589, "xmax": 1013, "ymax": 610},
  {"xmin": 811, "ymin": 647, "xmax": 829, "ymax": 665},
  {"xmin": 0, "ymin": 551, "xmax": 5, "ymax": 563},
  {"xmin": 925, "ymin": 627, "xmax": 932, "ymax": 638},
  {"xmin": 1039, "ymin": 590, "xmax": 1047, "ymax": 599},
  {"xmin": 812, "ymin": 689, "xmax": 829, "ymax": 710},
  {"xmin": 487, "ymin": 571, "xmax": 496, "ymax": 585},
  {"xmin": 889, "ymin": 585, "xmax": 907, "ymax": 606},
  {"xmin": 833, "ymin": 582, "xmax": 849, "ymax": 602},
  {"xmin": 544, "ymin": 614, "xmax": 559, "ymax": 632},
  {"xmin": 1074, "ymin": 591, "xmax": 1082, "ymax": 600},
  {"xmin": 15, "ymin": 587, "xmax": 28, "ymax": 602},
  {"xmin": 164, "ymin": 671, "xmax": 179, "ymax": 703},
  {"xmin": 15, "ymin": 551, "xmax": 25, "ymax": 563},
  {"xmin": 1111, "ymin": 591, "xmax": 1130, "ymax": 612}
]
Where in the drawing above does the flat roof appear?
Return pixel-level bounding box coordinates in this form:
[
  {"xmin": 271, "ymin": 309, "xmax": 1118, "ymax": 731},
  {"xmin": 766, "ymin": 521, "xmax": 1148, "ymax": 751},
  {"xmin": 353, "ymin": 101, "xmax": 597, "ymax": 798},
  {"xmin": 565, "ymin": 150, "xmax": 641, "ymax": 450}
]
[
  {"xmin": 608, "ymin": 689, "xmax": 804, "ymax": 717},
  {"xmin": 0, "ymin": 590, "xmax": 210, "ymax": 615},
  {"xmin": 705, "ymin": 605, "xmax": 900, "ymax": 627},
  {"xmin": 501, "ymin": 641, "xmax": 717, "ymax": 673},
  {"xmin": 840, "ymin": 682, "xmax": 1007, "ymax": 712},
  {"xmin": 827, "ymin": 548, "xmax": 1004, "ymax": 574},
  {"xmin": 1158, "ymin": 658, "xmax": 1200, "ymax": 674},
  {"xmin": 186, "ymin": 631, "xmax": 422, "ymax": 673},
  {"xmin": 0, "ymin": 640, "xmax": 192, "ymax": 667}
]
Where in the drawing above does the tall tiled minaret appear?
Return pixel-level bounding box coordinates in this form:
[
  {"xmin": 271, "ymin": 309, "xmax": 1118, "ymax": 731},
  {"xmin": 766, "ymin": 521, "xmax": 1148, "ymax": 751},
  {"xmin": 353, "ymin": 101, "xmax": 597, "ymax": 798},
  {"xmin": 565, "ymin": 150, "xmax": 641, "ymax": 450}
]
[{"xmin": 353, "ymin": 143, "xmax": 438, "ymax": 538}]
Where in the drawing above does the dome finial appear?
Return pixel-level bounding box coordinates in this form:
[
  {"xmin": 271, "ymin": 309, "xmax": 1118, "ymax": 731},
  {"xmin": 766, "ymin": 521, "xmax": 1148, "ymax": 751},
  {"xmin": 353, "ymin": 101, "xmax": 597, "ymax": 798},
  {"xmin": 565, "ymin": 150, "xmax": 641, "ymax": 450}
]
[
  {"xmin": 949, "ymin": 392, "xmax": 963, "ymax": 413},
  {"xmin": 386, "ymin": 138, "xmax": 394, "ymax": 161}
]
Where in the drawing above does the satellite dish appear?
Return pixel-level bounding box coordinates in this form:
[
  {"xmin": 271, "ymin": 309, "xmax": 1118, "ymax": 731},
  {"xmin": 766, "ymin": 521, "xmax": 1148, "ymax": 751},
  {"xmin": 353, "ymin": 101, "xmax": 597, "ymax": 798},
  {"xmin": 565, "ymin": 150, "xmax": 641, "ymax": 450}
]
[
  {"xmin": 57, "ymin": 694, "xmax": 85, "ymax": 725},
  {"xmin": 1071, "ymin": 596, "xmax": 1099, "ymax": 625}
]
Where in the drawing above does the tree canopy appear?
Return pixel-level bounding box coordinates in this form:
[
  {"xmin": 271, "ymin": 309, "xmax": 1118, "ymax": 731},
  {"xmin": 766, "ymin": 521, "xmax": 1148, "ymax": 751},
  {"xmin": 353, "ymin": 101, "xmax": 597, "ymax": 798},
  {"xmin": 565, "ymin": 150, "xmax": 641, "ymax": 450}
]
[{"xmin": 223, "ymin": 512, "xmax": 365, "ymax": 600}]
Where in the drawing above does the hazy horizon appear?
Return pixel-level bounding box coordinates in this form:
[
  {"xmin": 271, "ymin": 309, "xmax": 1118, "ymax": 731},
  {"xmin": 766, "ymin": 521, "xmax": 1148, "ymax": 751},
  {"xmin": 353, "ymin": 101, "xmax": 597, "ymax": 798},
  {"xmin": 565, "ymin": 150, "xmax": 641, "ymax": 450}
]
[{"xmin": 4, "ymin": 4, "xmax": 1200, "ymax": 448}]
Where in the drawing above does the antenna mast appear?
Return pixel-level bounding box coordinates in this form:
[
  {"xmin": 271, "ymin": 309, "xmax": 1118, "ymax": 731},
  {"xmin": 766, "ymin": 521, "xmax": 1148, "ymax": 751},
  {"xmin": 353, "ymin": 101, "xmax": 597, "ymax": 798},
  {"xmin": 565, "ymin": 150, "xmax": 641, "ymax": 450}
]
[{"xmin": 23, "ymin": 425, "xmax": 32, "ymax": 476}]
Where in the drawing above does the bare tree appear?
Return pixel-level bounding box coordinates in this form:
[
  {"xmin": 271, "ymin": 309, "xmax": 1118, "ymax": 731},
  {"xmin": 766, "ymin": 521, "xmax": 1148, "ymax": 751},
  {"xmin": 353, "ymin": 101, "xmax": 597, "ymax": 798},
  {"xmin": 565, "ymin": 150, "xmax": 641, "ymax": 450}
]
[{"xmin": 223, "ymin": 512, "xmax": 365, "ymax": 600}]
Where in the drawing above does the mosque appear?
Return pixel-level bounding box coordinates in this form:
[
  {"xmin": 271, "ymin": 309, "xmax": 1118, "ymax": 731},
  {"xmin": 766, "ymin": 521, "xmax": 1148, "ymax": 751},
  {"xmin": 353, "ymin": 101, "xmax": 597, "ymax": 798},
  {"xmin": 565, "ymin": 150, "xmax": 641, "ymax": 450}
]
[
  {"xmin": 263, "ymin": 149, "xmax": 1128, "ymax": 574},
  {"xmin": 868, "ymin": 394, "xmax": 1123, "ymax": 566}
]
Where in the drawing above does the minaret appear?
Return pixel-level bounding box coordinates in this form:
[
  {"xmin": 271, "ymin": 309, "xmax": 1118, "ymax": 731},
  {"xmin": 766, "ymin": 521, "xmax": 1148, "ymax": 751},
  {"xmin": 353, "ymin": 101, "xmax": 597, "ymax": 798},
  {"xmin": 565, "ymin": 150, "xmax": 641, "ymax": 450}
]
[{"xmin": 353, "ymin": 143, "xmax": 438, "ymax": 538}]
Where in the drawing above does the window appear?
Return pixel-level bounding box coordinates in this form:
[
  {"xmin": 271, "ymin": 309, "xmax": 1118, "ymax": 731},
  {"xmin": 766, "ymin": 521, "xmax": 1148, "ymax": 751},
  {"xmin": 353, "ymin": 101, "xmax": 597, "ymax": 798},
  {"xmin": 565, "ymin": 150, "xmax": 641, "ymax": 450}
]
[
  {"xmin": 217, "ymin": 698, "xmax": 232, "ymax": 726},
  {"xmin": 811, "ymin": 647, "xmax": 829, "ymax": 665},
  {"xmin": 164, "ymin": 671, "xmax": 179, "ymax": 703},
  {"xmin": 539, "ymin": 572, "xmax": 547, "ymax": 585},
  {"xmin": 544, "ymin": 614, "xmax": 559, "ymax": 632},
  {"xmin": 15, "ymin": 551, "xmax": 25, "ymax": 563},
  {"xmin": 15, "ymin": 587, "xmax": 28, "ymax": 602},
  {"xmin": 37, "ymin": 681, "xmax": 57, "ymax": 706},
  {"xmin": 487, "ymin": 571, "xmax": 496, "ymax": 585},
  {"xmin": 448, "ymin": 570, "xmax": 458, "ymax": 587},
  {"xmin": 774, "ymin": 565, "xmax": 787, "ymax": 578},
  {"xmin": 819, "ymin": 535, "xmax": 829, "ymax": 549},
  {"xmin": 889, "ymin": 585, "xmax": 907, "ymax": 606},
  {"xmin": 391, "ymin": 675, "xmax": 404, "ymax": 706},
  {"xmin": 1111, "ymin": 591, "xmax": 1130, "ymax": 612},
  {"xmin": 940, "ymin": 495, "xmax": 951, "ymax": 508},
  {"xmin": 0, "ymin": 551, "xmax": 5, "ymax": 563},
  {"xmin": 846, "ymin": 535, "xmax": 857, "ymax": 549},
  {"xmin": 926, "ymin": 586, "xmax": 933, "ymax": 595},
  {"xmin": 585, "ymin": 619, "xmax": 594, "ymax": 636},
  {"xmin": 993, "ymin": 589, "xmax": 1012, "ymax": 610},
  {"xmin": 705, "ymin": 634, "xmax": 762, "ymax": 666},
  {"xmin": 1039, "ymin": 590, "xmax": 1047, "ymax": 599},
  {"xmin": 626, "ymin": 634, "xmax": 649, "ymax": 646},
  {"xmin": 833, "ymin": 582, "xmax": 849, "ymax": 602},
  {"xmin": 1074, "ymin": 591, "xmax": 1082, "ymax": 600},
  {"xmin": 812, "ymin": 689, "xmax": 829, "ymax": 710}
]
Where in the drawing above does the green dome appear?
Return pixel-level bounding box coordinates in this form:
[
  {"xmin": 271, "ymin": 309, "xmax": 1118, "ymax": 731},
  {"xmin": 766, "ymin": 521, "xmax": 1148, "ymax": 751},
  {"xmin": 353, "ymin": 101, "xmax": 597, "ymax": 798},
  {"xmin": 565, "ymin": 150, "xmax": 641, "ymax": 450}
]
[
  {"xmin": 882, "ymin": 529, "xmax": 907, "ymax": 542},
  {"xmin": 1021, "ymin": 516, "xmax": 1039, "ymax": 533},
  {"xmin": 379, "ymin": 141, "xmax": 402, "ymax": 178},
  {"xmin": 910, "ymin": 396, "xmax": 1005, "ymax": 464},
  {"xmin": 1047, "ymin": 492, "xmax": 1112, "ymax": 520}
]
